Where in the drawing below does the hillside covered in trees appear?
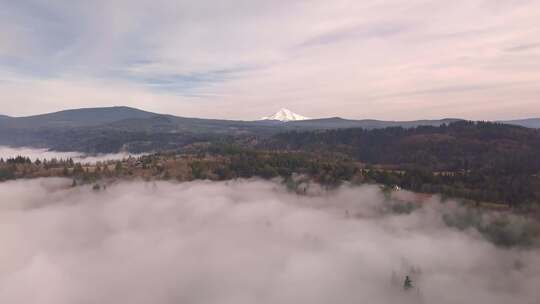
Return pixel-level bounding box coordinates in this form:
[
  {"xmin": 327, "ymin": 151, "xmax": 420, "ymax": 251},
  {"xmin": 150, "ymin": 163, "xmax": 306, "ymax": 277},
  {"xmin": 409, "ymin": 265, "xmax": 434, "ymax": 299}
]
[
  {"xmin": 262, "ymin": 121, "xmax": 540, "ymax": 207},
  {"xmin": 1, "ymin": 121, "xmax": 539, "ymax": 209},
  {"xmin": 266, "ymin": 121, "xmax": 540, "ymax": 172},
  {"xmin": 0, "ymin": 106, "xmax": 464, "ymax": 153}
]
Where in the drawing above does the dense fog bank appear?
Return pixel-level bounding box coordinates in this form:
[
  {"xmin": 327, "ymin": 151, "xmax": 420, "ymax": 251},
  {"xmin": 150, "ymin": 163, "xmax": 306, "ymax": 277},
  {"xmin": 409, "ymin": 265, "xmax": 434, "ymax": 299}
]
[
  {"xmin": 0, "ymin": 178, "xmax": 539, "ymax": 304},
  {"xmin": 0, "ymin": 146, "xmax": 142, "ymax": 163}
]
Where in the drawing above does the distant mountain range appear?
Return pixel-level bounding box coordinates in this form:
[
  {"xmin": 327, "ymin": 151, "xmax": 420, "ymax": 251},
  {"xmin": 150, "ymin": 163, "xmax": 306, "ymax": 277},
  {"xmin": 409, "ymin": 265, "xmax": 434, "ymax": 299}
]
[
  {"xmin": 501, "ymin": 118, "xmax": 540, "ymax": 129},
  {"xmin": 0, "ymin": 106, "xmax": 466, "ymax": 130},
  {"xmin": 0, "ymin": 106, "xmax": 538, "ymax": 153},
  {"xmin": 260, "ymin": 108, "xmax": 540, "ymax": 129}
]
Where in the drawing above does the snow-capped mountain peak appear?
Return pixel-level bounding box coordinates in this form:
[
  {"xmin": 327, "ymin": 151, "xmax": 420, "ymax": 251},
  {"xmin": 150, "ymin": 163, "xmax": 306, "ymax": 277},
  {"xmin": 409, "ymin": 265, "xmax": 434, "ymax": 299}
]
[{"xmin": 260, "ymin": 108, "xmax": 310, "ymax": 122}]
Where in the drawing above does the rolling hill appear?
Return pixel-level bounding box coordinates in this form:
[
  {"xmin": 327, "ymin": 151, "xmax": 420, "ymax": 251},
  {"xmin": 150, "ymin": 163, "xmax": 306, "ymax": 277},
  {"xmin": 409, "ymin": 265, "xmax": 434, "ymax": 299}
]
[
  {"xmin": 0, "ymin": 106, "xmax": 464, "ymax": 131},
  {"xmin": 502, "ymin": 118, "xmax": 540, "ymax": 129},
  {"xmin": 0, "ymin": 106, "xmax": 157, "ymax": 129},
  {"xmin": 0, "ymin": 106, "xmax": 537, "ymax": 153},
  {"xmin": 283, "ymin": 117, "xmax": 462, "ymax": 130}
]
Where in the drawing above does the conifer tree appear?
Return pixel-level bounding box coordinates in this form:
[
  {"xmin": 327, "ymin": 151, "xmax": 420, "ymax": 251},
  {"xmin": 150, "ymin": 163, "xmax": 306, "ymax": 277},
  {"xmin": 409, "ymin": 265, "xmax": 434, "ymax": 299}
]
[{"xmin": 403, "ymin": 275, "xmax": 414, "ymax": 291}]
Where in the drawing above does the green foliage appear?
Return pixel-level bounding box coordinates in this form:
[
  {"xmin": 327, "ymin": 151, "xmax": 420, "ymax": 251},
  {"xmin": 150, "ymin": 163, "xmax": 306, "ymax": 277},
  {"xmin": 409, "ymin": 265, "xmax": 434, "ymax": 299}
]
[
  {"xmin": 190, "ymin": 161, "xmax": 206, "ymax": 179},
  {"xmin": 73, "ymin": 163, "xmax": 84, "ymax": 175},
  {"xmin": 1, "ymin": 120, "xmax": 539, "ymax": 209},
  {"xmin": 265, "ymin": 121, "xmax": 540, "ymax": 206},
  {"xmin": 403, "ymin": 276, "xmax": 414, "ymax": 291},
  {"xmin": 114, "ymin": 161, "xmax": 123, "ymax": 173},
  {"xmin": 0, "ymin": 166, "xmax": 15, "ymax": 181},
  {"xmin": 443, "ymin": 209, "xmax": 540, "ymax": 248},
  {"xmin": 6, "ymin": 156, "xmax": 32, "ymax": 164}
]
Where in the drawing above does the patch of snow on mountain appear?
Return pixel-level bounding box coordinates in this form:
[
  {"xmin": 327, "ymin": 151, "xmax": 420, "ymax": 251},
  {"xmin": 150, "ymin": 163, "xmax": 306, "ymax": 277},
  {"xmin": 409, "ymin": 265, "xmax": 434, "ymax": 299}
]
[{"xmin": 261, "ymin": 108, "xmax": 309, "ymax": 122}]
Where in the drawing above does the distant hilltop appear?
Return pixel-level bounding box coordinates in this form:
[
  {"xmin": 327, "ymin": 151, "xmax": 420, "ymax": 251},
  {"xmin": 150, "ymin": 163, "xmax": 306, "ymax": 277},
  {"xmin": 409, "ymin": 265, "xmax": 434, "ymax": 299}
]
[
  {"xmin": 1, "ymin": 106, "xmax": 539, "ymax": 128},
  {"xmin": 0, "ymin": 105, "xmax": 539, "ymax": 155}
]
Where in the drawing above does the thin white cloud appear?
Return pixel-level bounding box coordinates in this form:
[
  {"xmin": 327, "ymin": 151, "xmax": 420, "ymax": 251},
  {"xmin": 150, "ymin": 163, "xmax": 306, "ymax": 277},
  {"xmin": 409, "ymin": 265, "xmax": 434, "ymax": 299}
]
[{"xmin": 0, "ymin": 146, "xmax": 143, "ymax": 163}]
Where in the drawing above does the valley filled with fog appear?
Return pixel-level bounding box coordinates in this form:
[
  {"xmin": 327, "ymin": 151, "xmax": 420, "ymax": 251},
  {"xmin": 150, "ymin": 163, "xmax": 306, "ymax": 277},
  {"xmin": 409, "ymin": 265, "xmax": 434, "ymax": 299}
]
[
  {"xmin": 0, "ymin": 178, "xmax": 539, "ymax": 304},
  {"xmin": 2, "ymin": 0, "xmax": 540, "ymax": 303},
  {"xmin": 0, "ymin": 146, "xmax": 142, "ymax": 164}
]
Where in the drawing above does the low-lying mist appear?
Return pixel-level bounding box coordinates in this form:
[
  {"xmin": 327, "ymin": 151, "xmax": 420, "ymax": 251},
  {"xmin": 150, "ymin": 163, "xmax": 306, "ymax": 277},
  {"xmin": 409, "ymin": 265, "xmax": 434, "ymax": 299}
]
[
  {"xmin": 0, "ymin": 178, "xmax": 539, "ymax": 304},
  {"xmin": 0, "ymin": 146, "xmax": 142, "ymax": 163}
]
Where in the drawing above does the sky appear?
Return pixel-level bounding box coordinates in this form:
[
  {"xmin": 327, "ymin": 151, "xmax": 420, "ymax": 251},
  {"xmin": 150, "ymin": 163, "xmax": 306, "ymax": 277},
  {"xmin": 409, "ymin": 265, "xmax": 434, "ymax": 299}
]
[{"xmin": 0, "ymin": 0, "xmax": 539, "ymax": 120}]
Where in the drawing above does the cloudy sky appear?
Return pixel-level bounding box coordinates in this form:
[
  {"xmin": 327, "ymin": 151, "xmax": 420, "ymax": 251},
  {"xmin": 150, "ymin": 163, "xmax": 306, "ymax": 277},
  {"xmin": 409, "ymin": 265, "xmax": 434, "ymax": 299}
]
[{"xmin": 1, "ymin": 0, "xmax": 539, "ymax": 120}]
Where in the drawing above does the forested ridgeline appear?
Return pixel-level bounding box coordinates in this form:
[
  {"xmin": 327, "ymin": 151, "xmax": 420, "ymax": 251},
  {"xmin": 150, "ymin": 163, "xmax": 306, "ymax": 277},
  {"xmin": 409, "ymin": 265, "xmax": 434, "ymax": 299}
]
[
  {"xmin": 0, "ymin": 151, "xmax": 358, "ymax": 188},
  {"xmin": 261, "ymin": 121, "xmax": 540, "ymax": 207},
  {"xmin": 265, "ymin": 121, "xmax": 540, "ymax": 173},
  {"xmin": 1, "ymin": 121, "xmax": 539, "ymax": 208}
]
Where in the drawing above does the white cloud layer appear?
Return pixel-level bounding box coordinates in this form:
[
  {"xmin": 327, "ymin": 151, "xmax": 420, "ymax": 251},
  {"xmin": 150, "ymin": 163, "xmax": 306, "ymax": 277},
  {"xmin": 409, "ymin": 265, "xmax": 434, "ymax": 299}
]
[
  {"xmin": 0, "ymin": 178, "xmax": 539, "ymax": 303},
  {"xmin": 0, "ymin": 0, "xmax": 539, "ymax": 120},
  {"xmin": 0, "ymin": 146, "xmax": 142, "ymax": 163}
]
